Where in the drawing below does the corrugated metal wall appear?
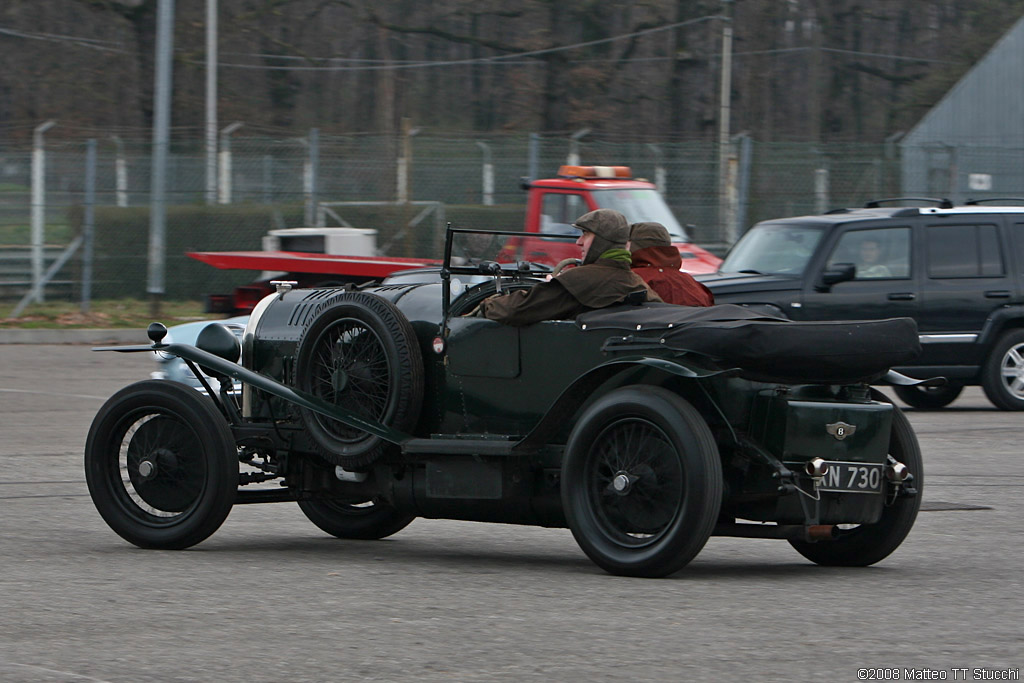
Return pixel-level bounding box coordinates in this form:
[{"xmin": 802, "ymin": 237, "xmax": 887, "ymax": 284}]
[{"xmin": 901, "ymin": 15, "xmax": 1024, "ymax": 201}]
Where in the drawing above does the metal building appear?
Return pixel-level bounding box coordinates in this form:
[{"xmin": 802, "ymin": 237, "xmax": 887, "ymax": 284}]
[{"xmin": 901, "ymin": 14, "xmax": 1024, "ymax": 203}]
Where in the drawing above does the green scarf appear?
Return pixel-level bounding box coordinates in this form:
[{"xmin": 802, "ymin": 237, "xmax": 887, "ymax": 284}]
[{"xmin": 598, "ymin": 248, "xmax": 633, "ymax": 263}]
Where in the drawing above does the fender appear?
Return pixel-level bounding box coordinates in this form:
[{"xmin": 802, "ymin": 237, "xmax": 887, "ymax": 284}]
[
  {"xmin": 976, "ymin": 305, "xmax": 1024, "ymax": 347},
  {"xmin": 515, "ymin": 355, "xmax": 732, "ymax": 451},
  {"xmin": 95, "ymin": 338, "xmax": 413, "ymax": 446}
]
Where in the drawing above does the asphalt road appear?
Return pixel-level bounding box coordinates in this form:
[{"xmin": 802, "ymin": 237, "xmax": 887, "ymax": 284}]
[{"xmin": 0, "ymin": 344, "xmax": 1021, "ymax": 683}]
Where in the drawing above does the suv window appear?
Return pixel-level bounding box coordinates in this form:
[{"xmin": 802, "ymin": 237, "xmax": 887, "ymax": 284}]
[
  {"xmin": 827, "ymin": 227, "xmax": 910, "ymax": 279},
  {"xmin": 926, "ymin": 224, "xmax": 1004, "ymax": 278},
  {"xmin": 719, "ymin": 222, "xmax": 825, "ymax": 275}
]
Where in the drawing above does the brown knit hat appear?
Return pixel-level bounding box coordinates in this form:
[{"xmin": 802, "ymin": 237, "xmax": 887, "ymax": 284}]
[
  {"xmin": 629, "ymin": 222, "xmax": 672, "ymax": 252},
  {"xmin": 573, "ymin": 209, "xmax": 629, "ymax": 264}
]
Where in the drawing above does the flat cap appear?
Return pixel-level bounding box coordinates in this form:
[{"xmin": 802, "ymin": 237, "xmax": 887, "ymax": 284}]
[{"xmin": 572, "ymin": 209, "xmax": 629, "ymax": 245}]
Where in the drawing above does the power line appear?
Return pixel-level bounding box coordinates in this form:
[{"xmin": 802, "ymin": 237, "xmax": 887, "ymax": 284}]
[
  {"xmin": 2, "ymin": 17, "xmax": 960, "ymax": 72},
  {"xmin": 202, "ymin": 15, "xmax": 725, "ymax": 71},
  {"xmin": 0, "ymin": 26, "xmax": 128, "ymax": 53}
]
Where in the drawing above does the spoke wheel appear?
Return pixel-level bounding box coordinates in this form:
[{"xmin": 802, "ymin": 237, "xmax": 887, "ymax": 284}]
[
  {"xmin": 562, "ymin": 387, "xmax": 722, "ymax": 578},
  {"xmin": 892, "ymin": 382, "xmax": 963, "ymax": 410},
  {"xmin": 85, "ymin": 380, "xmax": 237, "ymax": 549},
  {"xmin": 295, "ymin": 292, "xmax": 423, "ymax": 469},
  {"xmin": 297, "ymin": 498, "xmax": 414, "ymax": 540},
  {"xmin": 788, "ymin": 395, "xmax": 922, "ymax": 566},
  {"xmin": 981, "ymin": 330, "xmax": 1024, "ymax": 410}
]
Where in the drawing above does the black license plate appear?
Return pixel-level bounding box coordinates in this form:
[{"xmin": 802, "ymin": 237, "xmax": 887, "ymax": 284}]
[{"xmin": 817, "ymin": 461, "xmax": 884, "ymax": 494}]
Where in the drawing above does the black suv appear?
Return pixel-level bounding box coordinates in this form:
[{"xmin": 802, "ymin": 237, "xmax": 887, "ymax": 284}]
[{"xmin": 699, "ymin": 200, "xmax": 1024, "ymax": 410}]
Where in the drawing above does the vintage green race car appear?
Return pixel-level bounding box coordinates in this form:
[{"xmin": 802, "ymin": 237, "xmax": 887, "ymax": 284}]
[{"xmin": 86, "ymin": 228, "xmax": 926, "ymax": 578}]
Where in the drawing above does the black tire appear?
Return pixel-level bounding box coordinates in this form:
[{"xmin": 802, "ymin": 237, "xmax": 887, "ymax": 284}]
[
  {"xmin": 84, "ymin": 380, "xmax": 238, "ymax": 549},
  {"xmin": 561, "ymin": 386, "xmax": 723, "ymax": 578},
  {"xmin": 892, "ymin": 382, "xmax": 963, "ymax": 410},
  {"xmin": 788, "ymin": 398, "xmax": 922, "ymax": 566},
  {"xmin": 981, "ymin": 329, "xmax": 1024, "ymax": 410},
  {"xmin": 295, "ymin": 292, "xmax": 424, "ymax": 469},
  {"xmin": 297, "ymin": 499, "xmax": 414, "ymax": 540}
]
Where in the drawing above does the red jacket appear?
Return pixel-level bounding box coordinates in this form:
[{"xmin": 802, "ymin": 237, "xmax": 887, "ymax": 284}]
[{"xmin": 630, "ymin": 246, "xmax": 715, "ymax": 307}]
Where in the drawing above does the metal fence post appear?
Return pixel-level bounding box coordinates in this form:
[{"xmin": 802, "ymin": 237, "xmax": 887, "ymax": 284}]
[
  {"xmin": 735, "ymin": 134, "xmax": 752, "ymax": 236},
  {"xmin": 262, "ymin": 154, "xmax": 273, "ymax": 204},
  {"xmin": 205, "ymin": 0, "xmax": 218, "ymax": 205},
  {"xmin": 110, "ymin": 135, "xmax": 129, "ymax": 207},
  {"xmin": 305, "ymin": 127, "xmax": 319, "ymax": 225},
  {"xmin": 148, "ymin": 0, "xmax": 175, "ymax": 314},
  {"xmin": 397, "ymin": 118, "xmax": 418, "ymax": 204},
  {"xmin": 476, "ymin": 141, "xmax": 494, "ymax": 206},
  {"xmin": 647, "ymin": 143, "xmax": 666, "ymax": 194},
  {"xmin": 567, "ymin": 128, "xmax": 590, "ymax": 166},
  {"xmin": 814, "ymin": 168, "xmax": 830, "ymax": 214},
  {"xmin": 528, "ymin": 133, "xmax": 540, "ymax": 182},
  {"xmin": 31, "ymin": 120, "xmax": 56, "ymax": 303},
  {"xmin": 218, "ymin": 121, "xmax": 243, "ymax": 204},
  {"xmin": 82, "ymin": 139, "xmax": 96, "ymax": 313}
]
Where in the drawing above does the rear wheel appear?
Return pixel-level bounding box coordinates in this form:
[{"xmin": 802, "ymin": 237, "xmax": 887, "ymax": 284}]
[
  {"xmin": 295, "ymin": 292, "xmax": 423, "ymax": 469},
  {"xmin": 892, "ymin": 382, "xmax": 963, "ymax": 409},
  {"xmin": 981, "ymin": 329, "xmax": 1024, "ymax": 410},
  {"xmin": 85, "ymin": 380, "xmax": 238, "ymax": 549},
  {"xmin": 561, "ymin": 387, "xmax": 722, "ymax": 578},
  {"xmin": 297, "ymin": 498, "xmax": 414, "ymax": 540},
  {"xmin": 788, "ymin": 399, "xmax": 922, "ymax": 566}
]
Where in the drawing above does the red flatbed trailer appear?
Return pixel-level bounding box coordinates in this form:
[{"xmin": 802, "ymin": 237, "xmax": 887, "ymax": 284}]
[
  {"xmin": 187, "ymin": 250, "xmax": 441, "ymax": 313},
  {"xmin": 187, "ymin": 250, "xmax": 439, "ymax": 278}
]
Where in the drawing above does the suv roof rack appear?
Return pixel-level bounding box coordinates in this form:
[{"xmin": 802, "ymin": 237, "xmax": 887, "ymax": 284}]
[
  {"xmin": 965, "ymin": 197, "xmax": 1024, "ymax": 205},
  {"xmin": 864, "ymin": 197, "xmax": 954, "ymax": 209}
]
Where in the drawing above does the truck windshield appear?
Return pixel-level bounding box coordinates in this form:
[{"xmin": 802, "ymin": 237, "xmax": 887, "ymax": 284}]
[
  {"xmin": 720, "ymin": 222, "xmax": 825, "ymax": 276},
  {"xmin": 590, "ymin": 189, "xmax": 689, "ymax": 242}
]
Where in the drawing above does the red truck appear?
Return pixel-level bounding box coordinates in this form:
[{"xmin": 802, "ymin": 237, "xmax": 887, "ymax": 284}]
[{"xmin": 189, "ymin": 165, "xmax": 721, "ymax": 313}]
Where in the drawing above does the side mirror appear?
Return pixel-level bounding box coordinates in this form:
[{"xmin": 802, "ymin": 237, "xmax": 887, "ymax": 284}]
[{"xmin": 817, "ymin": 262, "xmax": 856, "ymax": 291}]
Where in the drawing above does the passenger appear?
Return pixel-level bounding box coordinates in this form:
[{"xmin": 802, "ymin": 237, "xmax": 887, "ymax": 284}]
[
  {"xmin": 628, "ymin": 222, "xmax": 714, "ymax": 307},
  {"xmin": 857, "ymin": 238, "xmax": 892, "ymax": 278},
  {"xmin": 477, "ymin": 209, "xmax": 662, "ymax": 326}
]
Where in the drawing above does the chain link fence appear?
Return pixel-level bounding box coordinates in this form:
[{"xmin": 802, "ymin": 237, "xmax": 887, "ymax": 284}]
[{"xmin": 3, "ymin": 129, "xmax": 1019, "ymax": 304}]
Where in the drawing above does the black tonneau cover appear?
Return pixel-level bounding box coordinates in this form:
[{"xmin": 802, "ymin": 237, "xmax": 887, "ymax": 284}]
[{"xmin": 577, "ymin": 303, "xmax": 920, "ymax": 383}]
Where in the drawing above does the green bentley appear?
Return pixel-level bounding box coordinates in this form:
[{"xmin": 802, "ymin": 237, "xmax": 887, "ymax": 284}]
[{"xmin": 85, "ymin": 228, "xmax": 926, "ymax": 578}]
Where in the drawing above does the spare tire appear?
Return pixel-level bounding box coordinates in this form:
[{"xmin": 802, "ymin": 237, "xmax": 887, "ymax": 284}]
[{"xmin": 295, "ymin": 292, "xmax": 423, "ymax": 469}]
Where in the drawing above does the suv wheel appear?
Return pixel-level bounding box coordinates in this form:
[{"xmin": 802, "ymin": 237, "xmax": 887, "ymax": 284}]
[
  {"xmin": 892, "ymin": 382, "xmax": 963, "ymax": 410},
  {"xmin": 981, "ymin": 329, "xmax": 1024, "ymax": 410}
]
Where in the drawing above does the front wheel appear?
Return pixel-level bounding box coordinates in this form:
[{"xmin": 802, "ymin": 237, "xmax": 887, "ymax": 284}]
[
  {"xmin": 561, "ymin": 387, "xmax": 723, "ymax": 578},
  {"xmin": 981, "ymin": 329, "xmax": 1024, "ymax": 410},
  {"xmin": 788, "ymin": 398, "xmax": 922, "ymax": 566},
  {"xmin": 892, "ymin": 382, "xmax": 963, "ymax": 410},
  {"xmin": 85, "ymin": 380, "xmax": 238, "ymax": 549},
  {"xmin": 297, "ymin": 498, "xmax": 414, "ymax": 540}
]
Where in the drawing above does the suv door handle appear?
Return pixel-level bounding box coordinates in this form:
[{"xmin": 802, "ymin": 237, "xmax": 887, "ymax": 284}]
[
  {"xmin": 984, "ymin": 290, "xmax": 1011, "ymax": 298},
  {"xmin": 887, "ymin": 292, "xmax": 915, "ymax": 301}
]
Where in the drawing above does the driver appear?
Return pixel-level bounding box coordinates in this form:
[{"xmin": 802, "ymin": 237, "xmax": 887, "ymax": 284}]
[{"xmin": 477, "ymin": 209, "xmax": 661, "ymax": 326}]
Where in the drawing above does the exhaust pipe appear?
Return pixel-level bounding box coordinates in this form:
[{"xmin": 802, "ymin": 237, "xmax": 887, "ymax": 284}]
[
  {"xmin": 886, "ymin": 461, "xmax": 910, "ymax": 482},
  {"xmin": 714, "ymin": 522, "xmax": 837, "ymax": 542}
]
